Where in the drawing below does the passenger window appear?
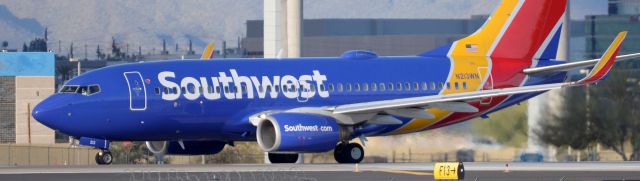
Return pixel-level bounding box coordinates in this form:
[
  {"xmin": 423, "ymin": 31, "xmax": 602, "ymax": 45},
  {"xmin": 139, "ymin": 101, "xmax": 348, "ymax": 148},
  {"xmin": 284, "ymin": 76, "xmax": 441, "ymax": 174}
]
[
  {"xmin": 346, "ymin": 84, "xmax": 352, "ymax": 92},
  {"xmin": 257, "ymin": 85, "xmax": 263, "ymax": 93},
  {"xmin": 431, "ymin": 82, "xmax": 437, "ymax": 90},
  {"xmin": 380, "ymin": 83, "xmax": 386, "ymax": 91},
  {"xmin": 320, "ymin": 84, "xmax": 326, "ymax": 92},
  {"xmin": 405, "ymin": 83, "xmax": 411, "ymax": 91},
  {"xmin": 224, "ymin": 86, "xmax": 230, "ymax": 93},
  {"xmin": 388, "ymin": 83, "xmax": 395, "ymax": 91},
  {"xmin": 413, "ymin": 82, "xmax": 419, "ymax": 91},
  {"xmin": 455, "ymin": 82, "xmax": 460, "ymax": 90},
  {"xmin": 328, "ymin": 84, "xmax": 335, "ymax": 92},
  {"xmin": 446, "ymin": 83, "xmax": 451, "ymax": 90},
  {"xmin": 163, "ymin": 87, "xmax": 169, "ymax": 94},
  {"xmin": 422, "ymin": 82, "xmax": 428, "ymax": 91},
  {"xmin": 397, "ymin": 83, "xmax": 403, "ymax": 91},
  {"xmin": 337, "ymin": 83, "xmax": 344, "ymax": 92},
  {"xmin": 240, "ymin": 85, "xmax": 247, "ymax": 94},
  {"xmin": 371, "ymin": 83, "xmax": 378, "ymax": 91},
  {"xmin": 354, "ymin": 83, "xmax": 360, "ymax": 92},
  {"xmin": 173, "ymin": 87, "xmax": 178, "ymax": 94},
  {"xmin": 362, "ymin": 83, "xmax": 369, "ymax": 91},
  {"xmin": 463, "ymin": 82, "xmax": 468, "ymax": 90},
  {"xmin": 310, "ymin": 84, "xmax": 317, "ymax": 92},
  {"xmin": 187, "ymin": 86, "xmax": 195, "ymax": 94},
  {"xmin": 266, "ymin": 86, "xmax": 272, "ymax": 93},
  {"xmin": 275, "ymin": 85, "xmax": 280, "ymax": 93},
  {"xmin": 283, "ymin": 85, "xmax": 289, "ymax": 92}
]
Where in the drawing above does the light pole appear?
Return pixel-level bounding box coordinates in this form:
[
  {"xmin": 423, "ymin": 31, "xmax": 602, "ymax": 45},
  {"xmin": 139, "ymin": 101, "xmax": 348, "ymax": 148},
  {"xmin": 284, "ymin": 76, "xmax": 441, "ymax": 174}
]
[
  {"xmin": 580, "ymin": 69, "xmax": 595, "ymax": 161},
  {"xmin": 69, "ymin": 58, "xmax": 81, "ymax": 76}
]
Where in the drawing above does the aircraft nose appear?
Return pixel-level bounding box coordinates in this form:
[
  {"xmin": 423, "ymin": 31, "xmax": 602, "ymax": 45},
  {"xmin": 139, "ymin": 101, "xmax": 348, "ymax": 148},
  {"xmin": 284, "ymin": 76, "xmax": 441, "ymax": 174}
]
[
  {"xmin": 32, "ymin": 101, "xmax": 53, "ymax": 127},
  {"xmin": 32, "ymin": 95, "xmax": 64, "ymax": 129}
]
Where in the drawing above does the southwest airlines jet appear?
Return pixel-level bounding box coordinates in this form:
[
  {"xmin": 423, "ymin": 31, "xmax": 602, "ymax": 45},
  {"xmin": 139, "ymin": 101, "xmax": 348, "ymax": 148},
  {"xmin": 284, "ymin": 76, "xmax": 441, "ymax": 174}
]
[{"xmin": 33, "ymin": 0, "xmax": 640, "ymax": 165}]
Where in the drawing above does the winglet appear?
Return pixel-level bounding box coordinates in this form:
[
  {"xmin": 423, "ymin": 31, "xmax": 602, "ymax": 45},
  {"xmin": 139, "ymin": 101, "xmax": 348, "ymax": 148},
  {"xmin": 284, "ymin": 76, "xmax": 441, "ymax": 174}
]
[
  {"xmin": 577, "ymin": 31, "xmax": 627, "ymax": 84},
  {"xmin": 201, "ymin": 43, "xmax": 215, "ymax": 60}
]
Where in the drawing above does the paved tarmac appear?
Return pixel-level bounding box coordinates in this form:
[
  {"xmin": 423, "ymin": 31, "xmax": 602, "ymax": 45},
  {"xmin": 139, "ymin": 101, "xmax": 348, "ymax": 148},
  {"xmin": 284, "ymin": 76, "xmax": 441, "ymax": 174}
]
[{"xmin": 0, "ymin": 162, "xmax": 638, "ymax": 181}]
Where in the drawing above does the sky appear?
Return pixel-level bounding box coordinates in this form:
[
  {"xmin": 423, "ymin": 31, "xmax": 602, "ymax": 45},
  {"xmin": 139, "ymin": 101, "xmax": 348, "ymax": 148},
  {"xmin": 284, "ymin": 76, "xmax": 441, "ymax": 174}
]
[{"xmin": 0, "ymin": 0, "xmax": 611, "ymax": 52}]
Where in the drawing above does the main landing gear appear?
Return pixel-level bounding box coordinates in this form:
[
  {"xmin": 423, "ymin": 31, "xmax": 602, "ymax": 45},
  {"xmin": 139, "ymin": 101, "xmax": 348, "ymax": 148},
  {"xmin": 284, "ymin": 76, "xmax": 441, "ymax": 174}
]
[
  {"xmin": 334, "ymin": 142, "xmax": 364, "ymax": 164},
  {"xmin": 95, "ymin": 150, "xmax": 113, "ymax": 165}
]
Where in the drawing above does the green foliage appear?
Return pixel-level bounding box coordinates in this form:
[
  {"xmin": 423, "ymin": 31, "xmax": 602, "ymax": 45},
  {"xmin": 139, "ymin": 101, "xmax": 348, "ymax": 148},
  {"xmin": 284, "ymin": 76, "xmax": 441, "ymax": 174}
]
[
  {"xmin": 202, "ymin": 142, "xmax": 263, "ymax": 164},
  {"xmin": 109, "ymin": 142, "xmax": 154, "ymax": 164},
  {"xmin": 536, "ymin": 88, "xmax": 593, "ymax": 150},
  {"xmin": 537, "ymin": 65, "xmax": 640, "ymax": 161},
  {"xmin": 472, "ymin": 103, "xmax": 528, "ymax": 148}
]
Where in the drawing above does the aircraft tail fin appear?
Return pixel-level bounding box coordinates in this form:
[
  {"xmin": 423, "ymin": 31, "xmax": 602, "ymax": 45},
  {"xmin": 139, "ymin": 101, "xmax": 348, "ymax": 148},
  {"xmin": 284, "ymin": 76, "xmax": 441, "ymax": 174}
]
[{"xmin": 420, "ymin": 0, "xmax": 568, "ymax": 61}]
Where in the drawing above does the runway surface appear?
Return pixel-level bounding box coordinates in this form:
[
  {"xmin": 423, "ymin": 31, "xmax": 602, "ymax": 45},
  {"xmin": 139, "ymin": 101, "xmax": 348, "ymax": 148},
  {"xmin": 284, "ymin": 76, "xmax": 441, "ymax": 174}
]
[{"xmin": 0, "ymin": 162, "xmax": 639, "ymax": 181}]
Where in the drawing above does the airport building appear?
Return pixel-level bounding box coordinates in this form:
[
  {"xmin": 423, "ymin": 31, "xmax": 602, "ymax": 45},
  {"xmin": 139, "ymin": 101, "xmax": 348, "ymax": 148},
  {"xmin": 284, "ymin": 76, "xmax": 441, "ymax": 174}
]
[
  {"xmin": 243, "ymin": 18, "xmax": 589, "ymax": 60},
  {"xmin": 0, "ymin": 52, "xmax": 56, "ymax": 144},
  {"xmin": 587, "ymin": 1, "xmax": 640, "ymax": 59},
  {"xmin": 243, "ymin": 18, "xmax": 488, "ymax": 57}
]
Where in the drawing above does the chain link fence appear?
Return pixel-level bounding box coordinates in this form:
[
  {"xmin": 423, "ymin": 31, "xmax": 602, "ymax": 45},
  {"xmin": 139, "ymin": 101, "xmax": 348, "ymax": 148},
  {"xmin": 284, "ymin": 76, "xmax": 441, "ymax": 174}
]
[{"xmin": 7, "ymin": 144, "xmax": 620, "ymax": 165}]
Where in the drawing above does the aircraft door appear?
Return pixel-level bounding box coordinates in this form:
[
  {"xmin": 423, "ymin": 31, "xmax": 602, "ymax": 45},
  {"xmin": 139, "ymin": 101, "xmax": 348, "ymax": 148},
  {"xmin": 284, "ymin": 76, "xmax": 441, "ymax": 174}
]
[{"xmin": 124, "ymin": 72, "xmax": 147, "ymax": 111}]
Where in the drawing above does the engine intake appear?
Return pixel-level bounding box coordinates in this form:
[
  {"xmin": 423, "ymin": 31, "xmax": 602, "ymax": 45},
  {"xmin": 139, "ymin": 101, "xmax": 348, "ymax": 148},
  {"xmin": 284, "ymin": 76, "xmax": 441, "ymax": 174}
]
[{"xmin": 257, "ymin": 113, "xmax": 345, "ymax": 152}]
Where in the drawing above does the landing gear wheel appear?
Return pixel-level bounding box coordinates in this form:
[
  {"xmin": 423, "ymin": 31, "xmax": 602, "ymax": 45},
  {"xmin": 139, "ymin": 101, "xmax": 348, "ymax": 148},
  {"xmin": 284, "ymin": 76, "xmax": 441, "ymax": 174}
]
[
  {"xmin": 268, "ymin": 153, "xmax": 299, "ymax": 163},
  {"xmin": 95, "ymin": 150, "xmax": 113, "ymax": 165},
  {"xmin": 334, "ymin": 143, "xmax": 364, "ymax": 164},
  {"xmin": 333, "ymin": 143, "xmax": 347, "ymax": 163}
]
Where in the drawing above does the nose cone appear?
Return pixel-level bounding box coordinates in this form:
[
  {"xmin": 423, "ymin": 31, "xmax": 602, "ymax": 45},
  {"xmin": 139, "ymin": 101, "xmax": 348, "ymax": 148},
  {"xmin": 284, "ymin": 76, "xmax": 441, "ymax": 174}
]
[
  {"xmin": 32, "ymin": 101, "xmax": 52, "ymax": 128},
  {"xmin": 32, "ymin": 95, "xmax": 63, "ymax": 129}
]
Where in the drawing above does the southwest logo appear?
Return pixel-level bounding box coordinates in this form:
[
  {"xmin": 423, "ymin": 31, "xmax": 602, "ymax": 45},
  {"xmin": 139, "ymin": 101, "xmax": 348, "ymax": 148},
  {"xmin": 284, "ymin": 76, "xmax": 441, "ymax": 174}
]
[{"xmin": 158, "ymin": 69, "xmax": 330, "ymax": 101}]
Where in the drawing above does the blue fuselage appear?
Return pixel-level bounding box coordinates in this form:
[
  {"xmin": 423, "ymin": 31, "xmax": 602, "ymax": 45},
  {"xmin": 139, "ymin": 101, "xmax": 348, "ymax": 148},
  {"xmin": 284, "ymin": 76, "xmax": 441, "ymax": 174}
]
[{"xmin": 33, "ymin": 56, "xmax": 565, "ymax": 142}]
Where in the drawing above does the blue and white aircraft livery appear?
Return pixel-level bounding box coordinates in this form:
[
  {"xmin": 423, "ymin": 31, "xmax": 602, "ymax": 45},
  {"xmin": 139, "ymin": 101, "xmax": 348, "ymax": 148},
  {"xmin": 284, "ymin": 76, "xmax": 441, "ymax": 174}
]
[{"xmin": 33, "ymin": 0, "xmax": 640, "ymax": 164}]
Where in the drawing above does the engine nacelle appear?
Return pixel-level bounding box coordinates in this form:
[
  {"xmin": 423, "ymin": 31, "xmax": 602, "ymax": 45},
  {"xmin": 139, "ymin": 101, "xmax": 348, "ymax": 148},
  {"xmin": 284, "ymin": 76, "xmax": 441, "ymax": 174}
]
[
  {"xmin": 145, "ymin": 140, "xmax": 226, "ymax": 155},
  {"xmin": 257, "ymin": 113, "xmax": 343, "ymax": 152}
]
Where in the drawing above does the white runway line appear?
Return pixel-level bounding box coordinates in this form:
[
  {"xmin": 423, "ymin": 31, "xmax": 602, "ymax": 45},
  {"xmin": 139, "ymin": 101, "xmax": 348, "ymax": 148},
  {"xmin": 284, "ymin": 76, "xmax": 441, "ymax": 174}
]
[{"xmin": 0, "ymin": 162, "xmax": 639, "ymax": 174}]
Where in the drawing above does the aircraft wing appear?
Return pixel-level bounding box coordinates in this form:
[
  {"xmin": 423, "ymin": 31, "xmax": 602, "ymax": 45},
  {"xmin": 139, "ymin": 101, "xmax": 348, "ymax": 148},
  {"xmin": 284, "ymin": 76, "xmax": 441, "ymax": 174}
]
[
  {"xmin": 201, "ymin": 43, "xmax": 215, "ymax": 60},
  {"xmin": 331, "ymin": 32, "xmax": 628, "ymax": 116}
]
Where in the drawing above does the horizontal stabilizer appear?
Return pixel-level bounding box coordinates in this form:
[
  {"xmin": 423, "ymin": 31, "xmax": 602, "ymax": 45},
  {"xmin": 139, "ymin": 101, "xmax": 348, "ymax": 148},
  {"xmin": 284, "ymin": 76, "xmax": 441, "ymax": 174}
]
[{"xmin": 577, "ymin": 31, "xmax": 627, "ymax": 84}]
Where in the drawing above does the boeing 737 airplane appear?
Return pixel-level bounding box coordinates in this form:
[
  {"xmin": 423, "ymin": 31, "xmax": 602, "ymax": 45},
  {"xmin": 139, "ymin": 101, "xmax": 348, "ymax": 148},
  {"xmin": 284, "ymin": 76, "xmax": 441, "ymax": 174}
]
[{"xmin": 33, "ymin": 0, "xmax": 640, "ymax": 165}]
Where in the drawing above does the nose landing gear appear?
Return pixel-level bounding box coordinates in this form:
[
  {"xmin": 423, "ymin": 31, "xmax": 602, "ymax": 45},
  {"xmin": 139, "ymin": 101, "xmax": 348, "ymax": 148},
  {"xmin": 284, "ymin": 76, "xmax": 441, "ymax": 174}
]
[
  {"xmin": 334, "ymin": 142, "xmax": 364, "ymax": 164},
  {"xmin": 95, "ymin": 150, "xmax": 113, "ymax": 165}
]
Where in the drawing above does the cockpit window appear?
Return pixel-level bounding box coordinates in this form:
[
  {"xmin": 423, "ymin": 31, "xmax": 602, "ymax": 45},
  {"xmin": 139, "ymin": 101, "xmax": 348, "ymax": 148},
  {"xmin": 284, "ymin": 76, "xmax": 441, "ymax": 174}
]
[
  {"xmin": 88, "ymin": 85, "xmax": 101, "ymax": 95},
  {"xmin": 78, "ymin": 86, "xmax": 89, "ymax": 95},
  {"xmin": 60, "ymin": 86, "xmax": 79, "ymax": 93},
  {"xmin": 59, "ymin": 85, "xmax": 100, "ymax": 96}
]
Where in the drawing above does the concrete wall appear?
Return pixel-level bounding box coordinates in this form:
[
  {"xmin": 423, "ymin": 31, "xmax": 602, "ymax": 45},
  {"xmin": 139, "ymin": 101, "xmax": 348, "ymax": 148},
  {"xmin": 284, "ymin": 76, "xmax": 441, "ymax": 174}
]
[
  {"xmin": 14, "ymin": 76, "xmax": 55, "ymax": 144},
  {"xmin": 0, "ymin": 52, "xmax": 55, "ymax": 144}
]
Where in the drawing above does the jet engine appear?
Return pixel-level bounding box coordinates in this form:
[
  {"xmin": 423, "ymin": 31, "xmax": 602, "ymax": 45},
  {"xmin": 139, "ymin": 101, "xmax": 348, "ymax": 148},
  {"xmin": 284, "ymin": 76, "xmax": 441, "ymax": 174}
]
[
  {"xmin": 256, "ymin": 113, "xmax": 348, "ymax": 152},
  {"xmin": 145, "ymin": 140, "xmax": 226, "ymax": 155}
]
